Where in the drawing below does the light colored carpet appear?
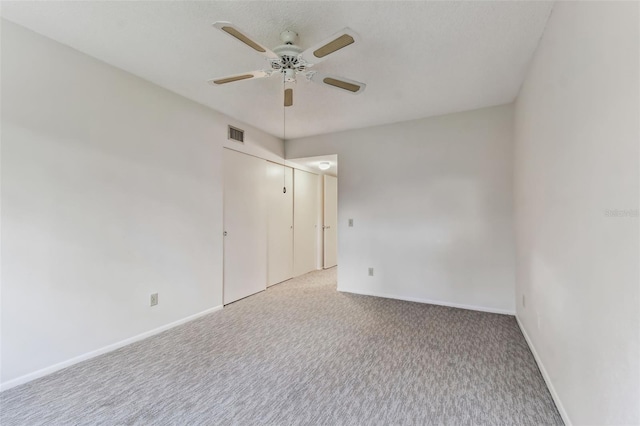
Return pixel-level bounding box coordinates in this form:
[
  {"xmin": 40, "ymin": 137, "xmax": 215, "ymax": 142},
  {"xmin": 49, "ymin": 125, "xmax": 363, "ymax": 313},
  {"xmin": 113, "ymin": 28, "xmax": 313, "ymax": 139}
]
[{"xmin": 1, "ymin": 268, "xmax": 562, "ymax": 425}]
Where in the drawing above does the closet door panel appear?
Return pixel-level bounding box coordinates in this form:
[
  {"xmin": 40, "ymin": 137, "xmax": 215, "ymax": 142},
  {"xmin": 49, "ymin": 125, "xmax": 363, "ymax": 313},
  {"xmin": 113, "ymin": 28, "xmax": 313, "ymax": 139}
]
[
  {"xmin": 267, "ymin": 162, "xmax": 293, "ymax": 286},
  {"xmin": 293, "ymin": 169, "xmax": 319, "ymax": 277},
  {"xmin": 223, "ymin": 149, "xmax": 267, "ymax": 304}
]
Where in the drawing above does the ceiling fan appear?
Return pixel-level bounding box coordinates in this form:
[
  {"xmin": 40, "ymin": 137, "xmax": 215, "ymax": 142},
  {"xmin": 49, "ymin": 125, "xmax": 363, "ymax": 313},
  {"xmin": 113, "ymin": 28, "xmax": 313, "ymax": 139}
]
[{"xmin": 208, "ymin": 22, "xmax": 366, "ymax": 107}]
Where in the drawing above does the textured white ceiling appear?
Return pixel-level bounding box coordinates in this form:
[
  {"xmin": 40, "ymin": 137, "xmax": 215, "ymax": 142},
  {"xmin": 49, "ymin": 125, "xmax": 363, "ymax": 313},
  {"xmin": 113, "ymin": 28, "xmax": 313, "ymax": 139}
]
[{"xmin": 1, "ymin": 1, "xmax": 553, "ymax": 139}]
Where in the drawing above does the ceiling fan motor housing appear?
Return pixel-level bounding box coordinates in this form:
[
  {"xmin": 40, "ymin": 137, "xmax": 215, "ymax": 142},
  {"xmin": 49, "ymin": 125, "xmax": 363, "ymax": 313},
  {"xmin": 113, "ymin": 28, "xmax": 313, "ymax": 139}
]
[{"xmin": 271, "ymin": 44, "xmax": 308, "ymax": 82}]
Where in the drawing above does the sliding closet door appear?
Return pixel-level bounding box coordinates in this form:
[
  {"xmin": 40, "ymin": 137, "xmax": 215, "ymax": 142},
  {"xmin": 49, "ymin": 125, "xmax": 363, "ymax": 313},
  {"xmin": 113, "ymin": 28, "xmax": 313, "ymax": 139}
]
[
  {"xmin": 293, "ymin": 169, "xmax": 319, "ymax": 277},
  {"xmin": 323, "ymin": 175, "xmax": 338, "ymax": 269},
  {"xmin": 267, "ymin": 162, "xmax": 293, "ymax": 286},
  {"xmin": 223, "ymin": 149, "xmax": 267, "ymax": 304}
]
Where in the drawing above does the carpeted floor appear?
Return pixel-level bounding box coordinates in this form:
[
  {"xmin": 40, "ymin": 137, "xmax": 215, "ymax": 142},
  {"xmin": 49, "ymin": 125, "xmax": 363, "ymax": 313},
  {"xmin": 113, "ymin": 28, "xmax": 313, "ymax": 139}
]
[{"xmin": 1, "ymin": 268, "xmax": 562, "ymax": 425}]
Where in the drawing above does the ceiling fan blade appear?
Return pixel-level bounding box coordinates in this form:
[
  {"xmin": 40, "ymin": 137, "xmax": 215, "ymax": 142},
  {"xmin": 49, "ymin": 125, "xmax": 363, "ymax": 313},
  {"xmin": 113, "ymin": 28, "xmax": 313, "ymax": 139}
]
[
  {"xmin": 208, "ymin": 70, "xmax": 271, "ymax": 86},
  {"xmin": 213, "ymin": 21, "xmax": 279, "ymax": 60},
  {"xmin": 299, "ymin": 28, "xmax": 359, "ymax": 64},
  {"xmin": 284, "ymin": 88, "xmax": 293, "ymax": 107},
  {"xmin": 309, "ymin": 72, "xmax": 366, "ymax": 94}
]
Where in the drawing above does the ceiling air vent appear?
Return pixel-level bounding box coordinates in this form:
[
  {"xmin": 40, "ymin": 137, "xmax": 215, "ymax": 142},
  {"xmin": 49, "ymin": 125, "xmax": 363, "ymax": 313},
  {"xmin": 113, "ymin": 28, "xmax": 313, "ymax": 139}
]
[{"xmin": 228, "ymin": 125, "xmax": 244, "ymax": 143}]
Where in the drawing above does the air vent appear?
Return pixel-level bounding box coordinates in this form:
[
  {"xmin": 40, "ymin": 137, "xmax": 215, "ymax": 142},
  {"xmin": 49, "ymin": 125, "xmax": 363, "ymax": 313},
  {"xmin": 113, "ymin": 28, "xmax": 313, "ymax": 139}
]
[{"xmin": 228, "ymin": 126, "xmax": 244, "ymax": 143}]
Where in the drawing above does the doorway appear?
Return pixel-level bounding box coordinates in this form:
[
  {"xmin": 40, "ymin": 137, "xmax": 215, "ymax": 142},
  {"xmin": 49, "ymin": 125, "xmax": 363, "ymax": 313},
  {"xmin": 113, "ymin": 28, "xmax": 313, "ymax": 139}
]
[{"xmin": 286, "ymin": 154, "xmax": 338, "ymax": 271}]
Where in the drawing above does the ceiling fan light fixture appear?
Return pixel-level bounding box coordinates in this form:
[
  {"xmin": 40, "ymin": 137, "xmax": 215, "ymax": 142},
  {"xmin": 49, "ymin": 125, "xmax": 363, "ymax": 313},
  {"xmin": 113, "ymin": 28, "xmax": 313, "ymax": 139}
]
[
  {"xmin": 284, "ymin": 68, "xmax": 296, "ymax": 83},
  {"xmin": 319, "ymin": 161, "xmax": 331, "ymax": 170}
]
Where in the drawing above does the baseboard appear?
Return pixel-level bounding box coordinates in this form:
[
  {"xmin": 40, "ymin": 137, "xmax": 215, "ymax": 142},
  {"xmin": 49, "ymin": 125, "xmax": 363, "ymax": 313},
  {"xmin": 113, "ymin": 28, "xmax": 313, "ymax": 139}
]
[
  {"xmin": 516, "ymin": 315, "xmax": 571, "ymax": 426},
  {"xmin": 338, "ymin": 287, "xmax": 515, "ymax": 316},
  {"xmin": 0, "ymin": 305, "xmax": 223, "ymax": 392}
]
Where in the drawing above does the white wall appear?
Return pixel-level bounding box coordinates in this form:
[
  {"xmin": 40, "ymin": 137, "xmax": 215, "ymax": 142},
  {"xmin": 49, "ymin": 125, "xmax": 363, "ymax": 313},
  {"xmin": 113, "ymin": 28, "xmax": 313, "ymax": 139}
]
[
  {"xmin": 286, "ymin": 104, "xmax": 516, "ymax": 314},
  {"xmin": 0, "ymin": 20, "xmax": 283, "ymax": 388},
  {"xmin": 513, "ymin": 2, "xmax": 639, "ymax": 424}
]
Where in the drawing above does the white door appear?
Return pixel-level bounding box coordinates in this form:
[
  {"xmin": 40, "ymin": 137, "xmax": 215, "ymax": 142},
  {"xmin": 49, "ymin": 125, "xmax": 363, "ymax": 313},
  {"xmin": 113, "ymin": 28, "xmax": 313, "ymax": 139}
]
[
  {"xmin": 223, "ymin": 149, "xmax": 267, "ymax": 304},
  {"xmin": 267, "ymin": 162, "xmax": 293, "ymax": 286},
  {"xmin": 323, "ymin": 175, "xmax": 338, "ymax": 268},
  {"xmin": 293, "ymin": 169, "xmax": 319, "ymax": 277}
]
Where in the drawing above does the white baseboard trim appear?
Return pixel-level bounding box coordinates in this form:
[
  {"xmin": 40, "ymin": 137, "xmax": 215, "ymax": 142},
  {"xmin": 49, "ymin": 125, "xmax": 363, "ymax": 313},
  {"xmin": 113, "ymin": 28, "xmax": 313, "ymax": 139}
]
[
  {"xmin": 338, "ymin": 287, "xmax": 515, "ymax": 316},
  {"xmin": 0, "ymin": 305, "xmax": 223, "ymax": 392},
  {"xmin": 516, "ymin": 315, "xmax": 571, "ymax": 426}
]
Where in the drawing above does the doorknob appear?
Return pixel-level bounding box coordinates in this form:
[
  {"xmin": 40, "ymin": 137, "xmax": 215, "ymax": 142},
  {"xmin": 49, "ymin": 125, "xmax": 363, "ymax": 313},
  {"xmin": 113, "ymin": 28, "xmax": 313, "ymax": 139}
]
[{"xmin": 224, "ymin": 231, "xmax": 228, "ymax": 236}]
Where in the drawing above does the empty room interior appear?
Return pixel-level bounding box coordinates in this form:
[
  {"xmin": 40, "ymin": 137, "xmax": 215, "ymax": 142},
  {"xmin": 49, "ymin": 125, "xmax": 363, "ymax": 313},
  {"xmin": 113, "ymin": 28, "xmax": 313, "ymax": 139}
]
[{"xmin": 1, "ymin": 1, "xmax": 638, "ymax": 425}]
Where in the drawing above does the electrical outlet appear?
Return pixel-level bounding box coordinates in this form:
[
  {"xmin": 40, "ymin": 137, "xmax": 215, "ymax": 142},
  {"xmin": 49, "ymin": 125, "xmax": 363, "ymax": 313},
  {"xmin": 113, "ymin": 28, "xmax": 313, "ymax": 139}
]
[
  {"xmin": 150, "ymin": 293, "xmax": 158, "ymax": 307},
  {"xmin": 522, "ymin": 294, "xmax": 525, "ymax": 308},
  {"xmin": 368, "ymin": 267, "xmax": 374, "ymax": 276},
  {"xmin": 348, "ymin": 219, "xmax": 354, "ymax": 227}
]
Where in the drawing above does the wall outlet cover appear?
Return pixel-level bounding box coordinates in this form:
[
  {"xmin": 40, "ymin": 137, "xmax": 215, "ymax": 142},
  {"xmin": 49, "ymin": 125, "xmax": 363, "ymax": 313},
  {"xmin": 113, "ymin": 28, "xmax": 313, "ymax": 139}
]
[
  {"xmin": 150, "ymin": 293, "xmax": 158, "ymax": 307},
  {"xmin": 368, "ymin": 267, "xmax": 374, "ymax": 276}
]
